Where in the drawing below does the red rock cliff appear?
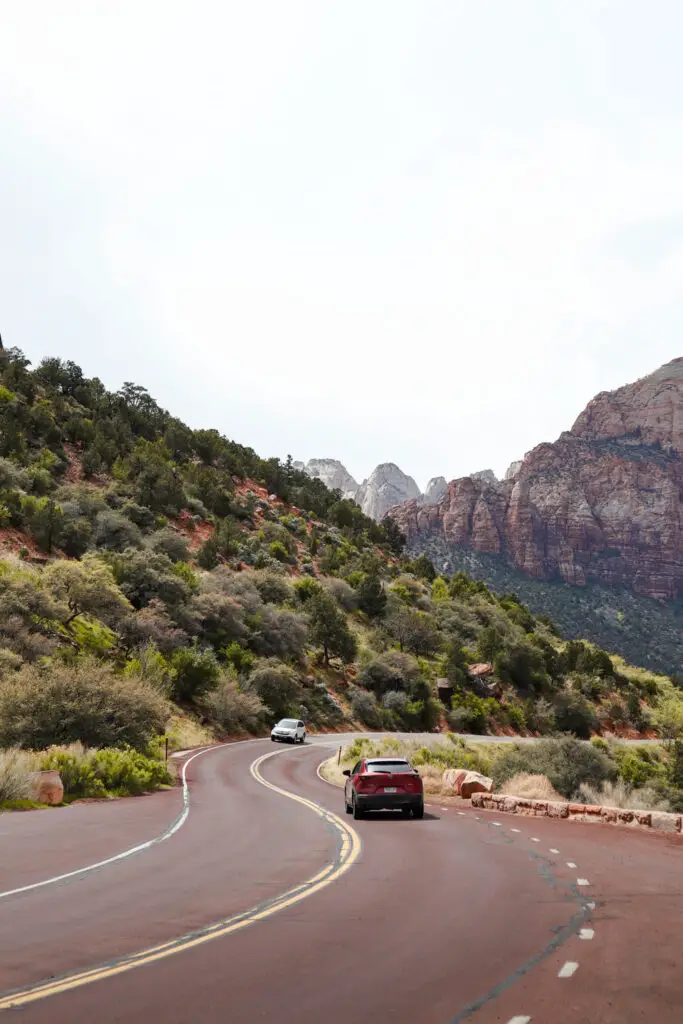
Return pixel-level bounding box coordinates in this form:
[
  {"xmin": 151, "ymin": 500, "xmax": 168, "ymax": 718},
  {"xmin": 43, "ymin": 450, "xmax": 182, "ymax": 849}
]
[{"xmin": 391, "ymin": 359, "xmax": 683, "ymax": 600}]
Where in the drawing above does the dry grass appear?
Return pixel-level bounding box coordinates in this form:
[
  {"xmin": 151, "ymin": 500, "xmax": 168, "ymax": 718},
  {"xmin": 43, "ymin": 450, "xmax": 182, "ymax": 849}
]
[
  {"xmin": 165, "ymin": 713, "xmax": 216, "ymax": 752},
  {"xmin": 578, "ymin": 778, "xmax": 670, "ymax": 811},
  {"xmin": 318, "ymin": 755, "xmax": 346, "ymax": 788},
  {"xmin": 499, "ymin": 772, "xmax": 563, "ymax": 801},
  {"xmin": 0, "ymin": 748, "xmax": 36, "ymax": 803}
]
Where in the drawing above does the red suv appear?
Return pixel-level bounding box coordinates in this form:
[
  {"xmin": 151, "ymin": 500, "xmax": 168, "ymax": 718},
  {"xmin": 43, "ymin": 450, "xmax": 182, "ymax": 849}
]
[{"xmin": 343, "ymin": 757, "xmax": 424, "ymax": 819}]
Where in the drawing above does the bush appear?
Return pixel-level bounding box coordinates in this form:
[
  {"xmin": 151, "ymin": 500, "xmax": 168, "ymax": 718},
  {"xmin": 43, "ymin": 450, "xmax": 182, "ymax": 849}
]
[
  {"xmin": 356, "ymin": 573, "xmax": 387, "ymax": 618},
  {"xmin": 246, "ymin": 606, "xmax": 308, "ymax": 661},
  {"xmin": 201, "ymin": 675, "xmax": 266, "ymax": 735},
  {"xmin": 0, "ymin": 748, "xmax": 34, "ymax": 802},
  {"xmin": 349, "ymin": 687, "xmax": 384, "ymax": 728},
  {"xmin": 38, "ymin": 743, "xmax": 172, "ymax": 798},
  {"xmin": 553, "ymin": 690, "xmax": 599, "ymax": 739},
  {"xmin": 246, "ymin": 660, "xmax": 302, "ymax": 719},
  {"xmin": 577, "ymin": 778, "xmax": 670, "ymax": 811},
  {"xmin": 491, "ymin": 738, "xmax": 617, "ymax": 799},
  {"xmin": 308, "ymin": 590, "xmax": 357, "ymax": 666},
  {"xmin": 147, "ymin": 528, "xmax": 190, "ymax": 563},
  {"xmin": 359, "ymin": 650, "xmax": 421, "ymax": 698},
  {"xmin": 170, "ymin": 645, "xmax": 221, "ymax": 701},
  {"xmin": 0, "ymin": 659, "xmax": 169, "ymax": 750},
  {"xmin": 251, "ymin": 570, "xmax": 292, "ymax": 605},
  {"xmin": 94, "ymin": 510, "xmax": 144, "ymax": 552},
  {"xmin": 323, "ymin": 578, "xmax": 358, "ymax": 612}
]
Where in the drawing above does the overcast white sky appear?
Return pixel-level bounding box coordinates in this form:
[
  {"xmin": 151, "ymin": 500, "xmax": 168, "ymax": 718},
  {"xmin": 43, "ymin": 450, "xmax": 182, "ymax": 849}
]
[{"xmin": 2, "ymin": 2, "xmax": 683, "ymax": 489}]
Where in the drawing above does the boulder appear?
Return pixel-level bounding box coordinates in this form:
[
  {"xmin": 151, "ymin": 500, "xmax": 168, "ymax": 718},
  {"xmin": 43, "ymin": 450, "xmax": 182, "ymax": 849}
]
[
  {"xmin": 442, "ymin": 768, "xmax": 469, "ymax": 795},
  {"xmin": 459, "ymin": 771, "xmax": 494, "ymax": 800},
  {"xmin": 30, "ymin": 770, "xmax": 64, "ymax": 805}
]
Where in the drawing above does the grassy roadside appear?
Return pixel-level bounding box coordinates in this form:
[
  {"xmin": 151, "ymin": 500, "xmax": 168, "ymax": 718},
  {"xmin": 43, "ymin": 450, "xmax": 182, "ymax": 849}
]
[{"xmin": 320, "ymin": 734, "xmax": 683, "ymax": 810}]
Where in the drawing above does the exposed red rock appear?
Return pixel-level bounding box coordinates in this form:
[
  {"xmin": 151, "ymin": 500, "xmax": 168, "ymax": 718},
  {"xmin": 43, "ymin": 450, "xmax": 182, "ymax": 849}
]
[{"xmin": 390, "ymin": 359, "xmax": 683, "ymax": 600}]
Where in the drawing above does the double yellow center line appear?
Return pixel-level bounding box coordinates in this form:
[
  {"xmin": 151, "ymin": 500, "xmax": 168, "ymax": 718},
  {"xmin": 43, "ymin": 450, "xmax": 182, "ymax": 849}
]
[{"xmin": 0, "ymin": 748, "xmax": 362, "ymax": 1011}]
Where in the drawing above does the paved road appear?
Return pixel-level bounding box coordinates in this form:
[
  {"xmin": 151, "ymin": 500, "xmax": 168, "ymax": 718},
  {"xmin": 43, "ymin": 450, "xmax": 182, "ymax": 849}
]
[{"xmin": 1, "ymin": 738, "xmax": 681, "ymax": 1022}]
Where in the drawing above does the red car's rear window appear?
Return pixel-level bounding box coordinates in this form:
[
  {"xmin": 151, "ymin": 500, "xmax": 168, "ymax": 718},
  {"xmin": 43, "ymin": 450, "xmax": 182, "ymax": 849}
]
[{"xmin": 365, "ymin": 760, "xmax": 413, "ymax": 774}]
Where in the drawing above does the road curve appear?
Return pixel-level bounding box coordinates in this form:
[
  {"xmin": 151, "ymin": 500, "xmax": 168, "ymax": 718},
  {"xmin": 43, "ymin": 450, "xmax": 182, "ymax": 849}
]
[{"xmin": 1, "ymin": 738, "xmax": 681, "ymax": 1023}]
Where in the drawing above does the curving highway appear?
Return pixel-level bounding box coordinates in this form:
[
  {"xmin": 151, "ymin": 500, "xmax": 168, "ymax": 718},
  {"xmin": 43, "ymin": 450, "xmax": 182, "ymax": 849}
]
[{"xmin": 1, "ymin": 738, "xmax": 681, "ymax": 1023}]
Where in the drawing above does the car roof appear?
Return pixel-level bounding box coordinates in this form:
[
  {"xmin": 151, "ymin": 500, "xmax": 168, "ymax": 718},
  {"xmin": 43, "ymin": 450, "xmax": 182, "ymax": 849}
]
[{"xmin": 362, "ymin": 756, "xmax": 411, "ymax": 763}]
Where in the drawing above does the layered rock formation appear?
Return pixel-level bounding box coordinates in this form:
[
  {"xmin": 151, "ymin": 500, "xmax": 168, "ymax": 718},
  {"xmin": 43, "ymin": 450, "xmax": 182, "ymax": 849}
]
[
  {"xmin": 303, "ymin": 459, "xmax": 359, "ymax": 500},
  {"xmin": 390, "ymin": 359, "xmax": 683, "ymax": 601},
  {"xmin": 423, "ymin": 476, "xmax": 447, "ymax": 504},
  {"xmin": 354, "ymin": 463, "xmax": 421, "ymax": 522}
]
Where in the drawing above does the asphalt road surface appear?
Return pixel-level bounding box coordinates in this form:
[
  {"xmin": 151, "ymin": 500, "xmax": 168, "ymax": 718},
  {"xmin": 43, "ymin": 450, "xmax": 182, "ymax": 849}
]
[{"xmin": 1, "ymin": 737, "xmax": 681, "ymax": 1023}]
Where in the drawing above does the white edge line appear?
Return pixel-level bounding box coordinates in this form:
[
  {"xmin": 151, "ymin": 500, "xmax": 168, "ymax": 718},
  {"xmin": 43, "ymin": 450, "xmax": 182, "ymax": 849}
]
[
  {"xmin": 558, "ymin": 961, "xmax": 579, "ymax": 978},
  {"xmin": 0, "ymin": 742, "xmax": 231, "ymax": 901},
  {"xmin": 316, "ymin": 756, "xmax": 344, "ymax": 788}
]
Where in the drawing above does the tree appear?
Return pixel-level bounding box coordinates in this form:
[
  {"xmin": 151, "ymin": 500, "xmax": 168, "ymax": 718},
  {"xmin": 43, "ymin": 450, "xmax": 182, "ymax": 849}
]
[
  {"xmin": 444, "ymin": 640, "xmax": 470, "ymax": 687},
  {"xmin": 21, "ymin": 496, "xmax": 64, "ymax": 552},
  {"xmin": 380, "ymin": 516, "xmax": 406, "ymax": 555},
  {"xmin": 44, "ymin": 555, "xmax": 131, "ymax": 627},
  {"xmin": 308, "ymin": 591, "xmax": 357, "ymax": 666},
  {"xmin": 655, "ymin": 697, "xmax": 683, "ymax": 747},
  {"xmin": 356, "ymin": 573, "xmax": 387, "ymax": 619},
  {"xmin": 407, "ymin": 553, "xmax": 436, "ymax": 582},
  {"xmin": 385, "ymin": 607, "xmax": 440, "ymax": 656}
]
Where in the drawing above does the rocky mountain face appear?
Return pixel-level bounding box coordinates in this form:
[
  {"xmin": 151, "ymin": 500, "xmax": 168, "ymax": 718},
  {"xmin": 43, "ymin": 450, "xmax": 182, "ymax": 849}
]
[
  {"xmin": 302, "ymin": 459, "xmax": 358, "ymax": 499},
  {"xmin": 299, "ymin": 458, "xmax": 436, "ymax": 520},
  {"xmin": 390, "ymin": 358, "xmax": 683, "ymax": 603},
  {"xmin": 354, "ymin": 463, "xmax": 422, "ymax": 522}
]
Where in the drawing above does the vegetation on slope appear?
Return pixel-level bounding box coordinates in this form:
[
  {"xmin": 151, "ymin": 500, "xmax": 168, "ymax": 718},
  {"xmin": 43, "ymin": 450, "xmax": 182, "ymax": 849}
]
[
  {"xmin": 411, "ymin": 538, "xmax": 683, "ymax": 677},
  {"xmin": 0, "ymin": 344, "xmax": 682, "ymax": 804}
]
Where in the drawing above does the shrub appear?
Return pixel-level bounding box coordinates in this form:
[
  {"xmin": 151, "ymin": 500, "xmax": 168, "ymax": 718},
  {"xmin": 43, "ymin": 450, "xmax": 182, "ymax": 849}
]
[
  {"xmin": 356, "ymin": 573, "xmax": 387, "ymax": 618},
  {"xmin": 499, "ymin": 773, "xmax": 563, "ymax": 801},
  {"xmin": 359, "ymin": 650, "xmax": 421, "ymax": 698},
  {"xmin": 251, "ymin": 570, "xmax": 292, "ymax": 605},
  {"xmin": 0, "ymin": 659, "xmax": 169, "ymax": 750},
  {"xmin": 38, "ymin": 743, "xmax": 171, "ymax": 798},
  {"xmin": 0, "ymin": 748, "xmax": 35, "ymax": 802},
  {"xmin": 148, "ymin": 528, "xmax": 190, "ymax": 563},
  {"xmin": 322, "ymin": 577, "xmax": 358, "ymax": 612},
  {"xmin": 349, "ymin": 687, "xmax": 384, "ymax": 728},
  {"xmin": 293, "ymin": 578, "xmax": 322, "ymax": 603},
  {"xmin": 201, "ymin": 675, "xmax": 266, "ymax": 735},
  {"xmin": 246, "ymin": 606, "xmax": 308, "ymax": 661},
  {"xmin": 94, "ymin": 510, "xmax": 144, "ymax": 552},
  {"xmin": 246, "ymin": 660, "xmax": 302, "ymax": 719},
  {"xmin": 170, "ymin": 645, "xmax": 221, "ymax": 701},
  {"xmin": 577, "ymin": 778, "xmax": 670, "ymax": 811},
  {"xmin": 491, "ymin": 738, "xmax": 617, "ymax": 799},
  {"xmin": 223, "ymin": 641, "xmax": 256, "ymax": 675},
  {"xmin": 553, "ymin": 690, "xmax": 599, "ymax": 739}
]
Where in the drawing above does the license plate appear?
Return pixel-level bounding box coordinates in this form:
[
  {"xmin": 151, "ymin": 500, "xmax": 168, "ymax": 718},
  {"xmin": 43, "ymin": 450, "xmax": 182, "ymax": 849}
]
[{"xmin": 383, "ymin": 786, "xmax": 397, "ymax": 794}]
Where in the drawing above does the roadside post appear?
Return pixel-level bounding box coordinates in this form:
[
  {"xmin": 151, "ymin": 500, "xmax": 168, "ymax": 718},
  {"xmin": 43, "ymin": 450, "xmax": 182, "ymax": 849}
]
[
  {"xmin": 165, "ymin": 736, "xmax": 169, "ymax": 762},
  {"xmin": 337, "ymin": 745, "xmax": 342, "ymax": 765}
]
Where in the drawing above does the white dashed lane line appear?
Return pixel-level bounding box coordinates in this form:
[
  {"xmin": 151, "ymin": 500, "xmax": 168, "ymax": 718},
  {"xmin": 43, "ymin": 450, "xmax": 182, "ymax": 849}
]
[
  {"xmin": 577, "ymin": 878, "xmax": 590, "ymax": 886},
  {"xmin": 558, "ymin": 962, "xmax": 579, "ymax": 978},
  {"xmin": 491, "ymin": 822, "xmax": 501, "ymax": 827},
  {"xmin": 530, "ymin": 837, "xmax": 540, "ymax": 842},
  {"xmin": 507, "ymin": 1017, "xmax": 531, "ymax": 1023},
  {"xmin": 579, "ymin": 928, "xmax": 595, "ymax": 940},
  {"xmin": 550, "ymin": 848, "xmax": 559, "ymax": 854},
  {"xmin": 566, "ymin": 861, "xmax": 577, "ymax": 868},
  {"xmin": 510, "ymin": 827, "xmax": 521, "ymax": 833}
]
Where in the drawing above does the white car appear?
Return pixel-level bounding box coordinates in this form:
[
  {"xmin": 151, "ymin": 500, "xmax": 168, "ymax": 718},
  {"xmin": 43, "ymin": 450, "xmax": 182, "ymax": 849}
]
[{"xmin": 270, "ymin": 718, "xmax": 306, "ymax": 744}]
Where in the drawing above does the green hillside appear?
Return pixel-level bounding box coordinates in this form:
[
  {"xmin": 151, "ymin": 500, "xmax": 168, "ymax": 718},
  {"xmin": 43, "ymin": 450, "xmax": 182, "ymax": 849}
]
[{"xmin": 0, "ymin": 344, "xmax": 682, "ymax": 808}]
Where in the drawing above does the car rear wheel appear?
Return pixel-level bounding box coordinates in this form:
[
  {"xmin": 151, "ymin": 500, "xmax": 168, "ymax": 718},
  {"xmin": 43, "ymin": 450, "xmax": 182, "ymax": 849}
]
[
  {"xmin": 352, "ymin": 797, "xmax": 364, "ymax": 820},
  {"xmin": 412, "ymin": 803, "xmax": 424, "ymax": 819},
  {"xmin": 401, "ymin": 806, "xmax": 412, "ymax": 816}
]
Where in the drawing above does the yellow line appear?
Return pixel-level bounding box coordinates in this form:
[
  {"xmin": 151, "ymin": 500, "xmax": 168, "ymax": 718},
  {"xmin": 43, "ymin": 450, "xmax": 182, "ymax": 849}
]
[{"xmin": 0, "ymin": 749, "xmax": 362, "ymax": 1011}]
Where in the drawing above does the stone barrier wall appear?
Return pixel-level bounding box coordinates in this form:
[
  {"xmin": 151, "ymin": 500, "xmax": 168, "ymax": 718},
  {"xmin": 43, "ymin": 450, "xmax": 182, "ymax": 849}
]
[{"xmin": 470, "ymin": 792, "xmax": 682, "ymax": 834}]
